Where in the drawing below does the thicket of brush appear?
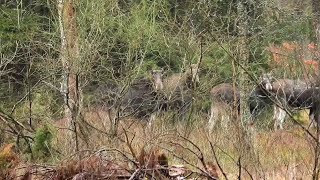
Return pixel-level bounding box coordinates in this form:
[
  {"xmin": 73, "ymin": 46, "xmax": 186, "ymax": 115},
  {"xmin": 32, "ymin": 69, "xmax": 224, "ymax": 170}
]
[{"xmin": 1, "ymin": 0, "xmax": 320, "ymax": 179}]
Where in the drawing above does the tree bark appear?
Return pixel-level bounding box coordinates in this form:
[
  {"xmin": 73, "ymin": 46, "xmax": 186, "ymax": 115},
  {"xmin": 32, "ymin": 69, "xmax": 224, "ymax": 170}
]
[
  {"xmin": 234, "ymin": 1, "xmax": 254, "ymax": 178},
  {"xmin": 312, "ymin": 0, "xmax": 320, "ymax": 81},
  {"xmin": 312, "ymin": 0, "xmax": 320, "ymax": 49},
  {"xmin": 57, "ymin": 0, "xmax": 80, "ymax": 154}
]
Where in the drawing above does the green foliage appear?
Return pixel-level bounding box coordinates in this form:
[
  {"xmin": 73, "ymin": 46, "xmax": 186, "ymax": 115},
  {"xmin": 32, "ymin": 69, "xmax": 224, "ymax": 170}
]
[
  {"xmin": 12, "ymin": 90, "xmax": 57, "ymax": 125},
  {"xmin": 201, "ymin": 43, "xmax": 234, "ymax": 84},
  {"xmin": 0, "ymin": 6, "xmax": 42, "ymax": 53},
  {"xmin": 266, "ymin": 17, "xmax": 312, "ymax": 44},
  {"xmin": 32, "ymin": 125, "xmax": 53, "ymax": 160},
  {"xmin": 263, "ymin": 3, "xmax": 313, "ymax": 44}
]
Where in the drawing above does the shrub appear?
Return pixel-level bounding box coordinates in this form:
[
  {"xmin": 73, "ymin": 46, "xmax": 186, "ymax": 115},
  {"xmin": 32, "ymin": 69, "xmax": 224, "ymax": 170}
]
[{"xmin": 32, "ymin": 125, "xmax": 53, "ymax": 161}]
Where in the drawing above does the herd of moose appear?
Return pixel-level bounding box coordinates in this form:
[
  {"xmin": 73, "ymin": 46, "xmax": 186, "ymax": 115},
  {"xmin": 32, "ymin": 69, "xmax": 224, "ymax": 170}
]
[{"xmin": 95, "ymin": 64, "xmax": 320, "ymax": 131}]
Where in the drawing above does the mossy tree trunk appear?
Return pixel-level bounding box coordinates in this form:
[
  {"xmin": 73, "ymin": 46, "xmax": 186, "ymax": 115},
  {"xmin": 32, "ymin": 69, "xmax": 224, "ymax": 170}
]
[{"xmin": 234, "ymin": 0, "xmax": 255, "ymax": 178}]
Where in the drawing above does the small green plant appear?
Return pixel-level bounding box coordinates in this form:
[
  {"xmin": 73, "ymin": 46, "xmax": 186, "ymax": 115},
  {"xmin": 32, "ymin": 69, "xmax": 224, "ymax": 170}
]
[{"xmin": 32, "ymin": 125, "xmax": 53, "ymax": 161}]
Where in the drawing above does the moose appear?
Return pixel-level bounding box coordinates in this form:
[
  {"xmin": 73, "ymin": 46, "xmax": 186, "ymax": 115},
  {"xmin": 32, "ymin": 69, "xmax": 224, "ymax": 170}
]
[
  {"xmin": 150, "ymin": 64, "xmax": 200, "ymax": 119},
  {"xmin": 208, "ymin": 83, "xmax": 240, "ymax": 131},
  {"xmin": 160, "ymin": 63, "xmax": 200, "ymax": 96},
  {"xmin": 250, "ymin": 73, "xmax": 320, "ymax": 130},
  {"xmin": 105, "ymin": 63, "xmax": 200, "ymax": 126},
  {"xmin": 90, "ymin": 72, "xmax": 169, "ymax": 132}
]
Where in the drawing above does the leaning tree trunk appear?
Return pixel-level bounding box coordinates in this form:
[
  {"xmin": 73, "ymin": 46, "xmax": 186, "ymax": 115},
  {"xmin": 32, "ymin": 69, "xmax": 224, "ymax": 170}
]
[{"xmin": 57, "ymin": 0, "xmax": 80, "ymax": 154}]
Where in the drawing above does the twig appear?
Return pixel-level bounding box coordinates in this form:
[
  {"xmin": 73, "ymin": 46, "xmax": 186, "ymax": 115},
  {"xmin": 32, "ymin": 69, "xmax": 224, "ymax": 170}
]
[
  {"xmin": 214, "ymin": 144, "xmax": 253, "ymax": 179},
  {"xmin": 98, "ymin": 148, "xmax": 139, "ymax": 168},
  {"xmin": 160, "ymin": 145, "xmax": 218, "ymax": 179},
  {"xmin": 208, "ymin": 141, "xmax": 229, "ymax": 180},
  {"xmin": 128, "ymin": 169, "xmax": 140, "ymax": 180},
  {"xmin": 122, "ymin": 126, "xmax": 138, "ymax": 162},
  {"xmin": 177, "ymin": 134, "xmax": 208, "ymax": 171},
  {"xmin": 42, "ymin": 80, "xmax": 62, "ymax": 93}
]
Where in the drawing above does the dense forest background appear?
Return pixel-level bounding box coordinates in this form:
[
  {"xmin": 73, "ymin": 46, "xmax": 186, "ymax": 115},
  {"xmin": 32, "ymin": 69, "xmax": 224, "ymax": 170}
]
[
  {"xmin": 0, "ymin": 0, "xmax": 315, "ymax": 124},
  {"xmin": 1, "ymin": 0, "xmax": 320, "ymax": 179}
]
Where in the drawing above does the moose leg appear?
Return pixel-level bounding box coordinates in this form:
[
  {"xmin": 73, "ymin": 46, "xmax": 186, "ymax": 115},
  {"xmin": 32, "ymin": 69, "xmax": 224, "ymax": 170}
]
[
  {"xmin": 308, "ymin": 108, "xmax": 317, "ymax": 128},
  {"xmin": 208, "ymin": 105, "xmax": 219, "ymax": 132},
  {"xmin": 249, "ymin": 105, "xmax": 258, "ymax": 122},
  {"xmin": 149, "ymin": 113, "xmax": 157, "ymax": 127},
  {"xmin": 273, "ymin": 105, "xmax": 279, "ymax": 130},
  {"xmin": 221, "ymin": 108, "xmax": 230, "ymax": 129},
  {"xmin": 312, "ymin": 99, "xmax": 320, "ymax": 143},
  {"xmin": 221, "ymin": 114, "xmax": 227, "ymax": 129},
  {"xmin": 278, "ymin": 108, "xmax": 287, "ymax": 129},
  {"xmin": 273, "ymin": 106, "xmax": 287, "ymax": 130}
]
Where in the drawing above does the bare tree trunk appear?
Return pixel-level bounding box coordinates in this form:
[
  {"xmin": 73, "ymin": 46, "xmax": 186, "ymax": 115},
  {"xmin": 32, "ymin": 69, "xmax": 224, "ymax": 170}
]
[{"xmin": 57, "ymin": 0, "xmax": 80, "ymax": 154}]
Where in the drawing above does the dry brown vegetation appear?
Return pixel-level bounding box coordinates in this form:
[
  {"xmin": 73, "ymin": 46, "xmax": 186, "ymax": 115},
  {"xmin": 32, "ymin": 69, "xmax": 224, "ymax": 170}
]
[{"xmin": 1, "ymin": 108, "xmax": 316, "ymax": 179}]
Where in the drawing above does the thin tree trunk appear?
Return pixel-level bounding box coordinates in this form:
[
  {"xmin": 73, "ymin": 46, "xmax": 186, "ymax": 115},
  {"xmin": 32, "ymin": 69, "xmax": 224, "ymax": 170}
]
[
  {"xmin": 312, "ymin": 0, "xmax": 320, "ymax": 49},
  {"xmin": 312, "ymin": 0, "xmax": 320, "ymax": 75},
  {"xmin": 235, "ymin": 0, "xmax": 253, "ymax": 178},
  {"xmin": 312, "ymin": 97, "xmax": 320, "ymax": 179},
  {"xmin": 57, "ymin": 0, "xmax": 80, "ymax": 154},
  {"xmin": 311, "ymin": 1, "xmax": 320, "ymax": 177}
]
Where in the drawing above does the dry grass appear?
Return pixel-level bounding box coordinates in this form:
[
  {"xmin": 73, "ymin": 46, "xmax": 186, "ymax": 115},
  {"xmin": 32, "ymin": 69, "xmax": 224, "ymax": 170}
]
[{"xmin": 34, "ymin": 107, "xmax": 317, "ymax": 179}]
